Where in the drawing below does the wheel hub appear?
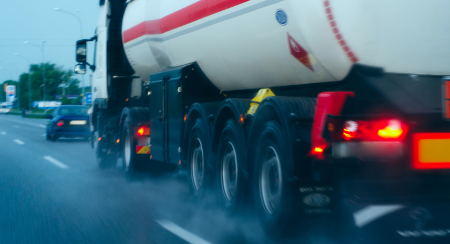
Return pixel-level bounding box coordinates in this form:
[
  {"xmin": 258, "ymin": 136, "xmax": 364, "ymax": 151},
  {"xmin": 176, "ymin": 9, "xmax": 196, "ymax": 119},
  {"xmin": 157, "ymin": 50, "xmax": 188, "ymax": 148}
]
[
  {"xmin": 260, "ymin": 146, "xmax": 282, "ymax": 215},
  {"xmin": 124, "ymin": 129, "xmax": 131, "ymax": 168},
  {"xmin": 191, "ymin": 138, "xmax": 204, "ymax": 191},
  {"xmin": 221, "ymin": 142, "xmax": 238, "ymax": 202}
]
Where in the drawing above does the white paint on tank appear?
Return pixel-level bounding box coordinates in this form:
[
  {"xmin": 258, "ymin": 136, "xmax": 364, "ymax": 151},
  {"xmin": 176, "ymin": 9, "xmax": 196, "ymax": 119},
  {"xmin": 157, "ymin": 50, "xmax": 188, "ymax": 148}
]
[
  {"xmin": 160, "ymin": 0, "xmax": 200, "ymax": 18},
  {"xmin": 121, "ymin": 0, "xmax": 450, "ymax": 92}
]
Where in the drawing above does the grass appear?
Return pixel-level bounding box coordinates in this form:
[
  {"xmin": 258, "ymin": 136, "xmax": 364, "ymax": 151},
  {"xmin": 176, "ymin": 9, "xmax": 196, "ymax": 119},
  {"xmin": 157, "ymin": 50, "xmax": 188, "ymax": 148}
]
[{"xmin": 7, "ymin": 108, "xmax": 53, "ymax": 119}]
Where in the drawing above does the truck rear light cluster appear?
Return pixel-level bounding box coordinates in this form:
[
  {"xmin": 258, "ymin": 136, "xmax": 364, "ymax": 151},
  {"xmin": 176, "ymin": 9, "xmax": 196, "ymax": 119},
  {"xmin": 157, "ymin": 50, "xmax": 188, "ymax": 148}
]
[
  {"xmin": 137, "ymin": 126, "xmax": 150, "ymax": 136},
  {"xmin": 328, "ymin": 118, "xmax": 407, "ymax": 141},
  {"xmin": 57, "ymin": 120, "xmax": 64, "ymax": 126}
]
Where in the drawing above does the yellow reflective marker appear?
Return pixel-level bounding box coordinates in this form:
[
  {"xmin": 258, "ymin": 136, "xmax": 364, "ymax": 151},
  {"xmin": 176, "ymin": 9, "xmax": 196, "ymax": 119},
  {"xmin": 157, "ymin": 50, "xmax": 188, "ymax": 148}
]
[
  {"xmin": 136, "ymin": 145, "xmax": 150, "ymax": 154},
  {"xmin": 247, "ymin": 88, "xmax": 276, "ymax": 115}
]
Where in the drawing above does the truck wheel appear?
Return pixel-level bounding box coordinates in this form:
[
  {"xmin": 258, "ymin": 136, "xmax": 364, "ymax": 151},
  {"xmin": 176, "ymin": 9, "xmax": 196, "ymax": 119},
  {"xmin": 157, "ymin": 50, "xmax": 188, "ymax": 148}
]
[
  {"xmin": 253, "ymin": 121, "xmax": 294, "ymax": 239},
  {"xmin": 187, "ymin": 118, "xmax": 211, "ymax": 197},
  {"xmin": 216, "ymin": 120, "xmax": 244, "ymax": 213},
  {"xmin": 122, "ymin": 118, "xmax": 143, "ymax": 179},
  {"xmin": 93, "ymin": 131, "xmax": 115, "ymax": 169},
  {"xmin": 51, "ymin": 130, "xmax": 58, "ymax": 142}
]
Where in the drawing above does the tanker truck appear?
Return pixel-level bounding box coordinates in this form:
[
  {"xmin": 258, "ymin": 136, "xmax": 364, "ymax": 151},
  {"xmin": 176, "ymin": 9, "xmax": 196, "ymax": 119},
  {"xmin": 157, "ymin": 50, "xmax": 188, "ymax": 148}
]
[{"xmin": 74, "ymin": 0, "xmax": 450, "ymax": 240}]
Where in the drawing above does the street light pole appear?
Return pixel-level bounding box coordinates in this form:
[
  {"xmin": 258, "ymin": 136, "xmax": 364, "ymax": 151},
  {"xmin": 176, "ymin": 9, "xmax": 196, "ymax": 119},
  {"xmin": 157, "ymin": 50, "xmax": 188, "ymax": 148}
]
[
  {"xmin": 55, "ymin": 8, "xmax": 85, "ymax": 97},
  {"xmin": 14, "ymin": 53, "xmax": 32, "ymax": 110},
  {"xmin": 25, "ymin": 40, "xmax": 46, "ymax": 104}
]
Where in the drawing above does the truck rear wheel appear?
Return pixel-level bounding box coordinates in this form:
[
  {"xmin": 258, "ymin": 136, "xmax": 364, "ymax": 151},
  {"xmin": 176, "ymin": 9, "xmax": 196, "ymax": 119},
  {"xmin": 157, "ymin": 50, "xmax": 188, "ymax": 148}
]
[
  {"xmin": 216, "ymin": 120, "xmax": 244, "ymax": 213},
  {"xmin": 93, "ymin": 131, "xmax": 116, "ymax": 169},
  {"xmin": 122, "ymin": 118, "xmax": 144, "ymax": 179},
  {"xmin": 253, "ymin": 121, "xmax": 295, "ymax": 239},
  {"xmin": 187, "ymin": 118, "xmax": 211, "ymax": 197}
]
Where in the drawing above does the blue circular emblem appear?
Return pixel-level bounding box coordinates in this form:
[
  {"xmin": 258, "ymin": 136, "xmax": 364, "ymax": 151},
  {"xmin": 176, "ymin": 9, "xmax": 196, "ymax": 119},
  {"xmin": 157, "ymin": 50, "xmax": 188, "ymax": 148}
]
[{"xmin": 276, "ymin": 9, "xmax": 287, "ymax": 26}]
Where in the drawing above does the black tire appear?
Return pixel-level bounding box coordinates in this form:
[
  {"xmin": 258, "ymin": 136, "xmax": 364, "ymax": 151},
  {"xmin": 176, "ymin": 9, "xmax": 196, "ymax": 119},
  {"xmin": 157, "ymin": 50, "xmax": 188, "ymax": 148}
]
[
  {"xmin": 46, "ymin": 131, "xmax": 51, "ymax": 141},
  {"xmin": 253, "ymin": 121, "xmax": 295, "ymax": 239},
  {"xmin": 121, "ymin": 118, "xmax": 144, "ymax": 180},
  {"xmin": 187, "ymin": 118, "xmax": 211, "ymax": 197},
  {"xmin": 93, "ymin": 131, "xmax": 116, "ymax": 169},
  {"xmin": 216, "ymin": 120, "xmax": 245, "ymax": 214},
  {"xmin": 51, "ymin": 129, "xmax": 58, "ymax": 142}
]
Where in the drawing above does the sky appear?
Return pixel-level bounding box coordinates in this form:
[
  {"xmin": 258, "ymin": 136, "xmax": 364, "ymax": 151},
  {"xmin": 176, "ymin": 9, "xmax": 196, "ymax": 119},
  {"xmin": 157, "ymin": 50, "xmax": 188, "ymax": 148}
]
[{"xmin": 0, "ymin": 0, "xmax": 100, "ymax": 85}]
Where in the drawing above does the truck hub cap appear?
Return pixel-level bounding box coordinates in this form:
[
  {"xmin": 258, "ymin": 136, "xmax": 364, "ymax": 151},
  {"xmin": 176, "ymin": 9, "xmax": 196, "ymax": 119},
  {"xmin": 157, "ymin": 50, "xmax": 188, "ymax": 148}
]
[
  {"xmin": 260, "ymin": 146, "xmax": 282, "ymax": 215},
  {"xmin": 191, "ymin": 138, "xmax": 204, "ymax": 191},
  {"xmin": 221, "ymin": 142, "xmax": 238, "ymax": 202}
]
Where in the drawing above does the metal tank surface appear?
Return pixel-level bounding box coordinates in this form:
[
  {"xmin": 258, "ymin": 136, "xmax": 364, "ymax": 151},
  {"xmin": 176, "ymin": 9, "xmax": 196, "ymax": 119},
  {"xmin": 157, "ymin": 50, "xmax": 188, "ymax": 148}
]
[{"xmin": 122, "ymin": 0, "xmax": 450, "ymax": 91}]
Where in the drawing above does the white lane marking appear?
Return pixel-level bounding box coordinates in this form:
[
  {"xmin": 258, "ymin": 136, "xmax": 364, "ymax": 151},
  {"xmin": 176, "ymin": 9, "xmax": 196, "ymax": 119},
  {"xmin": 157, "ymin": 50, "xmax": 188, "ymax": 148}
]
[
  {"xmin": 156, "ymin": 220, "xmax": 212, "ymax": 244},
  {"xmin": 13, "ymin": 139, "xmax": 24, "ymax": 145},
  {"xmin": 354, "ymin": 205, "xmax": 405, "ymax": 228},
  {"xmin": 1, "ymin": 132, "xmax": 5, "ymax": 135},
  {"xmin": 43, "ymin": 156, "xmax": 69, "ymax": 169},
  {"xmin": 39, "ymin": 125, "xmax": 46, "ymax": 128}
]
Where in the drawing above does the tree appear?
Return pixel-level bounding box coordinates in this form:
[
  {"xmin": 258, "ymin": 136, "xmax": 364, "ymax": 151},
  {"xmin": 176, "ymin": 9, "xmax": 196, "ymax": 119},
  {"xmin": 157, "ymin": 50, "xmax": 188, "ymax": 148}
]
[{"xmin": 14, "ymin": 63, "xmax": 81, "ymax": 109}]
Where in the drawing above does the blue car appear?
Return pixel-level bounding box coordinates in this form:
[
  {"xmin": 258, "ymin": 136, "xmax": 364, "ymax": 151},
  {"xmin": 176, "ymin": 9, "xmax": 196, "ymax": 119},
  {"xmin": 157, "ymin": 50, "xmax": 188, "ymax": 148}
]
[{"xmin": 46, "ymin": 105, "xmax": 90, "ymax": 141}]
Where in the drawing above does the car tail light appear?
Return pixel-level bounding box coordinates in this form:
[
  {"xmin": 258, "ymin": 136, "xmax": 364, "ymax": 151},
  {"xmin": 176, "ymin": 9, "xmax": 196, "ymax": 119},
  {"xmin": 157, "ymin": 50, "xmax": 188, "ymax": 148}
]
[
  {"xmin": 57, "ymin": 120, "xmax": 64, "ymax": 126},
  {"xmin": 137, "ymin": 126, "xmax": 150, "ymax": 136},
  {"xmin": 328, "ymin": 118, "xmax": 407, "ymax": 141}
]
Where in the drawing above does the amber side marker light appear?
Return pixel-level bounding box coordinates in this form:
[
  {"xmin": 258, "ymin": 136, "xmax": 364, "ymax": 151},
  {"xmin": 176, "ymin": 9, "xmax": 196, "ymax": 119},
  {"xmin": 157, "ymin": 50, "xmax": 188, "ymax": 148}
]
[
  {"xmin": 183, "ymin": 114, "xmax": 187, "ymax": 122},
  {"xmin": 98, "ymin": 137, "xmax": 102, "ymax": 141},
  {"xmin": 239, "ymin": 114, "xmax": 245, "ymax": 125},
  {"xmin": 116, "ymin": 139, "xmax": 120, "ymax": 144}
]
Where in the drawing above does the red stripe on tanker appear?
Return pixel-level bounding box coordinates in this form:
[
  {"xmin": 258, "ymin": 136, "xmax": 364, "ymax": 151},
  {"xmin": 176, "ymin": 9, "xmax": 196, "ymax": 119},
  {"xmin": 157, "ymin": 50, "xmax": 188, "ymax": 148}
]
[
  {"xmin": 123, "ymin": 0, "xmax": 250, "ymax": 43},
  {"xmin": 323, "ymin": 0, "xmax": 358, "ymax": 63}
]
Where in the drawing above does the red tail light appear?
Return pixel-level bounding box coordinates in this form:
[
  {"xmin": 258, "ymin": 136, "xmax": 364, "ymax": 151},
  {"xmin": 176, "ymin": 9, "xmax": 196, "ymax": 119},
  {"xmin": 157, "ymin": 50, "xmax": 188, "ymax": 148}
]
[
  {"xmin": 377, "ymin": 120, "xmax": 403, "ymax": 139},
  {"xmin": 57, "ymin": 120, "xmax": 64, "ymax": 126},
  {"xmin": 137, "ymin": 126, "xmax": 150, "ymax": 136},
  {"xmin": 328, "ymin": 118, "xmax": 407, "ymax": 141}
]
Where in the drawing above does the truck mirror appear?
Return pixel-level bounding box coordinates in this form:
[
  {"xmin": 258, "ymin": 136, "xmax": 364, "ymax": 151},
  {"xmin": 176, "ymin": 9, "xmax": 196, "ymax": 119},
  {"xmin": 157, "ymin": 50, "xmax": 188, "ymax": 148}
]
[
  {"xmin": 76, "ymin": 40, "xmax": 87, "ymax": 63},
  {"xmin": 74, "ymin": 63, "xmax": 87, "ymax": 75}
]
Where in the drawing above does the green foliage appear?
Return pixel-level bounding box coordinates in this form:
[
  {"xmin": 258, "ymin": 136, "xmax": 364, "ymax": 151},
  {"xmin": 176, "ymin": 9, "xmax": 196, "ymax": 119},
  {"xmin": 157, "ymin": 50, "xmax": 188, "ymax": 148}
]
[{"xmin": 1, "ymin": 63, "xmax": 81, "ymax": 109}]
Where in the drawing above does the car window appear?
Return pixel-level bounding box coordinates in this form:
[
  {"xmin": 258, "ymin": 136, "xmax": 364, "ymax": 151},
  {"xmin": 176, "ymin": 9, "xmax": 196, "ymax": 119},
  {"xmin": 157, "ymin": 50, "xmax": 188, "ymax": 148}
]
[{"xmin": 58, "ymin": 107, "xmax": 88, "ymax": 116}]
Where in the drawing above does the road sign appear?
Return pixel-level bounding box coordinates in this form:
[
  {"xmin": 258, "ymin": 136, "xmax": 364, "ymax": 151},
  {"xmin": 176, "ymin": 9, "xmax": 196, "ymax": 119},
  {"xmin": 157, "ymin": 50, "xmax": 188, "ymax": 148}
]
[
  {"xmin": 85, "ymin": 92, "xmax": 92, "ymax": 104},
  {"xmin": 6, "ymin": 85, "xmax": 16, "ymax": 102}
]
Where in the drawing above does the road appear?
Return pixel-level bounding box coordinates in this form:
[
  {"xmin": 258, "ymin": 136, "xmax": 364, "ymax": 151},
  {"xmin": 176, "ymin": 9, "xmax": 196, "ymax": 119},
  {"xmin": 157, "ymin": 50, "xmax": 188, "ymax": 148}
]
[
  {"xmin": 0, "ymin": 115, "xmax": 305, "ymax": 244},
  {"xmin": 3, "ymin": 115, "xmax": 450, "ymax": 244}
]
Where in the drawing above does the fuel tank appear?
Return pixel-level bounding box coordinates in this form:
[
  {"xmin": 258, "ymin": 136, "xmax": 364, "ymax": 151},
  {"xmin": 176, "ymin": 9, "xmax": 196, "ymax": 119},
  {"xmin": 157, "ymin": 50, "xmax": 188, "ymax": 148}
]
[{"xmin": 122, "ymin": 0, "xmax": 450, "ymax": 91}]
